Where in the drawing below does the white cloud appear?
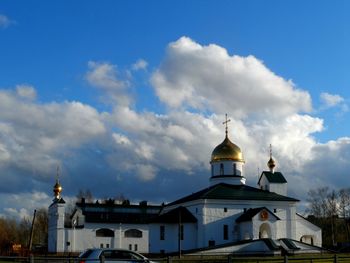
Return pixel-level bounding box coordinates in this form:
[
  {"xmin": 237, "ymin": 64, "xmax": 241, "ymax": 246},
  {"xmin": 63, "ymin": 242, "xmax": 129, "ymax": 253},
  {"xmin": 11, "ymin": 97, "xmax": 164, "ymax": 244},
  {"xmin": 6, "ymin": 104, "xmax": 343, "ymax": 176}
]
[
  {"xmin": 151, "ymin": 36, "xmax": 312, "ymax": 118},
  {"xmin": 86, "ymin": 61, "xmax": 131, "ymax": 106},
  {"xmin": 135, "ymin": 164, "xmax": 157, "ymax": 181},
  {"xmin": 132, "ymin": 59, "xmax": 148, "ymax": 71},
  {"xmin": 112, "ymin": 133, "xmax": 131, "ymax": 146},
  {"xmin": 16, "ymin": 84, "xmax": 37, "ymax": 100},
  {"xmin": 2, "ymin": 37, "xmax": 350, "ymax": 219},
  {"xmin": 0, "ymin": 191, "xmax": 51, "ymax": 219},
  {"xmin": 0, "ymin": 14, "xmax": 14, "ymax": 29},
  {"xmin": 0, "ymin": 88, "xmax": 105, "ymax": 177},
  {"xmin": 320, "ymin": 92, "xmax": 344, "ymax": 108}
]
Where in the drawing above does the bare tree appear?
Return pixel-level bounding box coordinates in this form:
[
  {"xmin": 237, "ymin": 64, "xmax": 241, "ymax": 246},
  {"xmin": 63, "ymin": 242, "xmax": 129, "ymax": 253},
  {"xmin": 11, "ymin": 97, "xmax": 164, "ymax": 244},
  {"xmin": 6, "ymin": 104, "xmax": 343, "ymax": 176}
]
[
  {"xmin": 339, "ymin": 188, "xmax": 350, "ymax": 240},
  {"xmin": 307, "ymin": 187, "xmax": 330, "ymax": 218},
  {"xmin": 76, "ymin": 189, "xmax": 94, "ymax": 203}
]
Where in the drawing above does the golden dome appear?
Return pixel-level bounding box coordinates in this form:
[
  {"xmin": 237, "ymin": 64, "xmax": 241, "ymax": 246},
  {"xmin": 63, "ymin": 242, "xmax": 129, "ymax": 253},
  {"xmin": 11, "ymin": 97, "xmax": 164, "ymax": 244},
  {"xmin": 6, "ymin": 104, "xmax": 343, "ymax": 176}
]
[
  {"xmin": 267, "ymin": 144, "xmax": 276, "ymax": 172},
  {"xmin": 53, "ymin": 180, "xmax": 62, "ymax": 198},
  {"xmin": 267, "ymin": 157, "xmax": 276, "ymax": 170},
  {"xmin": 211, "ymin": 135, "xmax": 244, "ymax": 163}
]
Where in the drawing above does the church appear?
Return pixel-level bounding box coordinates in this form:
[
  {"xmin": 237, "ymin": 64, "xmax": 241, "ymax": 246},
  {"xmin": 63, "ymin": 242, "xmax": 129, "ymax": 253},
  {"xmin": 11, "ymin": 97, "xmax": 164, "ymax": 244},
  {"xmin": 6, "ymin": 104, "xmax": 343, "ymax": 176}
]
[{"xmin": 48, "ymin": 117, "xmax": 322, "ymax": 255}]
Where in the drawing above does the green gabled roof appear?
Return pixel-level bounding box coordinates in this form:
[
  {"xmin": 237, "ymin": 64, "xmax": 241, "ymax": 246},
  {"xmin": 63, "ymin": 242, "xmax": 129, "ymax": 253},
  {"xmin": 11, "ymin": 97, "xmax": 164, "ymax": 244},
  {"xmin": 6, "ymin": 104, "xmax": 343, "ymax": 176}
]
[
  {"xmin": 258, "ymin": 171, "xmax": 287, "ymax": 184},
  {"xmin": 167, "ymin": 183, "xmax": 298, "ymax": 207}
]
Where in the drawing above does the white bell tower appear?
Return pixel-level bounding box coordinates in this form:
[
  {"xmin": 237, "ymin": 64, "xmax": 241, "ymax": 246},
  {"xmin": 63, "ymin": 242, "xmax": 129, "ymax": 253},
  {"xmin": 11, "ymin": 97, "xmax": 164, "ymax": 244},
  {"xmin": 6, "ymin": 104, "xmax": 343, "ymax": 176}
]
[{"xmin": 48, "ymin": 167, "xmax": 66, "ymax": 253}]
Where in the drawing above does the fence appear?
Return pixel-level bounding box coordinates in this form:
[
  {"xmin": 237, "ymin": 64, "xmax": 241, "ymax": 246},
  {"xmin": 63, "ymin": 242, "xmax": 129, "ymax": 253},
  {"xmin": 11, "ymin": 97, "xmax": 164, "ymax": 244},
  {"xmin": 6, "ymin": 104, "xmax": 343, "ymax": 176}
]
[{"xmin": 1, "ymin": 254, "xmax": 350, "ymax": 263}]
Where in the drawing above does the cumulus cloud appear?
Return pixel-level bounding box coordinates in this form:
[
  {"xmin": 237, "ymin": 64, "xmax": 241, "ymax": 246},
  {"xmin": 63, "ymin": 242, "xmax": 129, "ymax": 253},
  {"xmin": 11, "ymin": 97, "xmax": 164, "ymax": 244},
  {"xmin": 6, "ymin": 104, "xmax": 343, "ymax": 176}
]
[
  {"xmin": 0, "ymin": 87, "xmax": 105, "ymax": 186},
  {"xmin": 1, "ymin": 37, "xmax": 349, "ymax": 219},
  {"xmin": 151, "ymin": 37, "xmax": 312, "ymax": 118},
  {"xmin": 0, "ymin": 191, "xmax": 50, "ymax": 218},
  {"xmin": 86, "ymin": 61, "xmax": 131, "ymax": 105}
]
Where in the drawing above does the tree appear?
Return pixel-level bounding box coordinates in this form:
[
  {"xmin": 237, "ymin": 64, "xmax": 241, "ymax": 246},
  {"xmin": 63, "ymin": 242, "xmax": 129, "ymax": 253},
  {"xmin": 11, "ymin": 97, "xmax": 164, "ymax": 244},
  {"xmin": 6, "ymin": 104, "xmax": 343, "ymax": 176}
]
[
  {"xmin": 307, "ymin": 187, "xmax": 350, "ymax": 248},
  {"xmin": 76, "ymin": 189, "xmax": 93, "ymax": 203},
  {"xmin": 33, "ymin": 208, "xmax": 48, "ymax": 246},
  {"xmin": 307, "ymin": 187, "xmax": 330, "ymax": 218},
  {"xmin": 339, "ymin": 188, "xmax": 350, "ymax": 241}
]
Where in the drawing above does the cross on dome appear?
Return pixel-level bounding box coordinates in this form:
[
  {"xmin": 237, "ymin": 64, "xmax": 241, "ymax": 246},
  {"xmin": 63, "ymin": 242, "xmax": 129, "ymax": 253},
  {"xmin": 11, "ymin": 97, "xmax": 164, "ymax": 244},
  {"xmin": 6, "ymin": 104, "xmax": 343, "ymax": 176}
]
[{"xmin": 222, "ymin": 113, "xmax": 231, "ymax": 137}]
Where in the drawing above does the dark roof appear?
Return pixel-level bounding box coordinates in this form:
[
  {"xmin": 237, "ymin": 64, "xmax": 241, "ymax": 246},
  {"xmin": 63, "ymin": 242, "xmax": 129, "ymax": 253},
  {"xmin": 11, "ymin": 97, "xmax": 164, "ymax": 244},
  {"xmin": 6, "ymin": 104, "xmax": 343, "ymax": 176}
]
[
  {"xmin": 258, "ymin": 171, "xmax": 287, "ymax": 184},
  {"xmin": 83, "ymin": 211, "xmax": 158, "ymax": 224},
  {"xmin": 75, "ymin": 202, "xmax": 163, "ymax": 224},
  {"xmin": 152, "ymin": 206, "xmax": 197, "ymax": 223},
  {"xmin": 236, "ymin": 207, "xmax": 280, "ymax": 223},
  {"xmin": 167, "ymin": 183, "xmax": 298, "ymax": 206},
  {"xmin": 49, "ymin": 197, "xmax": 66, "ymax": 207}
]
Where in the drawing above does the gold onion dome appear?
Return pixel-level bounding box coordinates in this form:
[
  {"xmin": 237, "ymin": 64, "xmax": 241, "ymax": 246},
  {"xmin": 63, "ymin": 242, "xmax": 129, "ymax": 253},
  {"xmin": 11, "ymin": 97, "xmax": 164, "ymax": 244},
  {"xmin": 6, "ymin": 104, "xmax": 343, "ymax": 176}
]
[
  {"xmin": 53, "ymin": 180, "xmax": 62, "ymax": 198},
  {"xmin": 211, "ymin": 135, "xmax": 244, "ymax": 163},
  {"xmin": 267, "ymin": 144, "xmax": 276, "ymax": 171},
  {"xmin": 267, "ymin": 157, "xmax": 276, "ymax": 170}
]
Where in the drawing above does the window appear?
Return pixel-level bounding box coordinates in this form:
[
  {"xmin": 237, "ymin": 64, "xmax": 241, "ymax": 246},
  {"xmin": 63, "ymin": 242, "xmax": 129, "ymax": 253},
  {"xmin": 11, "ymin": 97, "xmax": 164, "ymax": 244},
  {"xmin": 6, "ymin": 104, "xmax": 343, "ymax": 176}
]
[
  {"xmin": 224, "ymin": 207, "xmax": 227, "ymax": 212},
  {"xmin": 208, "ymin": 240, "xmax": 215, "ymax": 246},
  {"xmin": 160, "ymin": 225, "xmax": 165, "ymax": 240},
  {"xmin": 220, "ymin": 163, "xmax": 224, "ymax": 175},
  {"xmin": 100, "ymin": 243, "xmax": 104, "ymax": 248},
  {"xmin": 129, "ymin": 244, "xmax": 132, "ymax": 250},
  {"xmin": 233, "ymin": 163, "xmax": 237, "ymax": 176},
  {"xmin": 274, "ymin": 208, "xmax": 277, "ymax": 213},
  {"xmin": 134, "ymin": 244, "xmax": 138, "ymax": 251},
  {"xmin": 223, "ymin": 224, "xmax": 229, "ymax": 240},
  {"xmin": 125, "ymin": 229, "xmax": 142, "ymax": 238},
  {"xmin": 106, "ymin": 244, "xmax": 109, "ymax": 248},
  {"xmin": 211, "ymin": 165, "xmax": 214, "ymax": 176},
  {"xmin": 96, "ymin": 228, "xmax": 115, "ymax": 237}
]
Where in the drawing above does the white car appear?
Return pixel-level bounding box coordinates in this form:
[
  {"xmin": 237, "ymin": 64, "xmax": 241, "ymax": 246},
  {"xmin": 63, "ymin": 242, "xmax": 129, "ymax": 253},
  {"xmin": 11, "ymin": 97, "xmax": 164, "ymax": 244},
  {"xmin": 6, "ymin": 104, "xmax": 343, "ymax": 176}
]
[{"xmin": 78, "ymin": 248, "xmax": 156, "ymax": 263}]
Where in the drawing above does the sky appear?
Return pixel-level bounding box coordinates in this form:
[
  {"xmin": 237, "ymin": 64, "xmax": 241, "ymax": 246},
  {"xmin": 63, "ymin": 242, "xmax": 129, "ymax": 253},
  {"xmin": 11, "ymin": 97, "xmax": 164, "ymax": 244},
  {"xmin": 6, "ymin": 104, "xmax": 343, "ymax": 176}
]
[{"xmin": 0, "ymin": 0, "xmax": 349, "ymax": 219}]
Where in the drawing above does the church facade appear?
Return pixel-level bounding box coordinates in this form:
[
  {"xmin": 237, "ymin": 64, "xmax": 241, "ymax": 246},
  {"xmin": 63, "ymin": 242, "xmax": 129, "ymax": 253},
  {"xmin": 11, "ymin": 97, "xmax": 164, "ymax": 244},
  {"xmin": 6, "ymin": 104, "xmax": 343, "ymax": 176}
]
[{"xmin": 48, "ymin": 124, "xmax": 322, "ymax": 255}]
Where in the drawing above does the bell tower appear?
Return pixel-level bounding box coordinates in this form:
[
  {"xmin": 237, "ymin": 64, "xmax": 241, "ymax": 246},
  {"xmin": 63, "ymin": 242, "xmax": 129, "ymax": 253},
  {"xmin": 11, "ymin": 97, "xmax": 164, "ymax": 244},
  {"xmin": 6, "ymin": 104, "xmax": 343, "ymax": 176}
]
[{"xmin": 48, "ymin": 167, "xmax": 66, "ymax": 253}]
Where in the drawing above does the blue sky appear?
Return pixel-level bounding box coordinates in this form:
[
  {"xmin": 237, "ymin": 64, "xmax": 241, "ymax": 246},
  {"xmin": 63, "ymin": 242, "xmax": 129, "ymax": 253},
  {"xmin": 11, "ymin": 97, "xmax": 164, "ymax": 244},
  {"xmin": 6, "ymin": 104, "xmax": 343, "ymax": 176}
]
[{"xmin": 0, "ymin": 1, "xmax": 349, "ymax": 218}]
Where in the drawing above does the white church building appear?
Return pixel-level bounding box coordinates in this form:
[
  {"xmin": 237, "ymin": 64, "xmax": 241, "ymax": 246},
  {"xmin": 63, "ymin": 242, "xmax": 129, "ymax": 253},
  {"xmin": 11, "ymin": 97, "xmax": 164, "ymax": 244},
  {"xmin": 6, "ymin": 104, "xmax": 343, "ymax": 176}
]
[{"xmin": 48, "ymin": 122, "xmax": 322, "ymax": 255}]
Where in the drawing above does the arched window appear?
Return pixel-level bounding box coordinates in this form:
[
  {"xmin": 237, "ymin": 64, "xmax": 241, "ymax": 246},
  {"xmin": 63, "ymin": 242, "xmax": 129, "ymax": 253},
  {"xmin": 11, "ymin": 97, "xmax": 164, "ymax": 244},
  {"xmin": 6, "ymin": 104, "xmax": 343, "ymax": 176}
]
[
  {"xmin": 220, "ymin": 163, "xmax": 224, "ymax": 175},
  {"xmin": 233, "ymin": 163, "xmax": 237, "ymax": 176},
  {"xmin": 125, "ymin": 229, "xmax": 143, "ymax": 238},
  {"xmin": 96, "ymin": 228, "xmax": 115, "ymax": 237}
]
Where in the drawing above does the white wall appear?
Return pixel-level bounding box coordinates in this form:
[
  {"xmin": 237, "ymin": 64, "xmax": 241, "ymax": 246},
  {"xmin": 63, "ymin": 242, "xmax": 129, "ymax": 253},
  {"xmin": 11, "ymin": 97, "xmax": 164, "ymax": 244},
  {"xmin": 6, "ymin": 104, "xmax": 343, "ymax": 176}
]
[
  {"xmin": 61, "ymin": 223, "xmax": 150, "ymax": 253},
  {"xmin": 149, "ymin": 223, "xmax": 197, "ymax": 253},
  {"xmin": 295, "ymin": 214, "xmax": 322, "ymax": 247}
]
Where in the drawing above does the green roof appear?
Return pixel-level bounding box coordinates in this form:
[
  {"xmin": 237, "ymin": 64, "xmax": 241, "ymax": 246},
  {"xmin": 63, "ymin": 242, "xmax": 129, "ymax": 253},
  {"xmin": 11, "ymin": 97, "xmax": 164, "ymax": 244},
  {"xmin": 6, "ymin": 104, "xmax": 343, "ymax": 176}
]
[
  {"xmin": 167, "ymin": 183, "xmax": 298, "ymax": 207},
  {"xmin": 258, "ymin": 171, "xmax": 287, "ymax": 184}
]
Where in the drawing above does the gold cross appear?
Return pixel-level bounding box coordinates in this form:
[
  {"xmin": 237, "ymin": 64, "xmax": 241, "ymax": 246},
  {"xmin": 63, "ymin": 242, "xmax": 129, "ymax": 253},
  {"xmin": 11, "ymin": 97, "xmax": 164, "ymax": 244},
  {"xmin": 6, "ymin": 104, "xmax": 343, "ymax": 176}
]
[{"xmin": 222, "ymin": 114, "xmax": 231, "ymax": 136}]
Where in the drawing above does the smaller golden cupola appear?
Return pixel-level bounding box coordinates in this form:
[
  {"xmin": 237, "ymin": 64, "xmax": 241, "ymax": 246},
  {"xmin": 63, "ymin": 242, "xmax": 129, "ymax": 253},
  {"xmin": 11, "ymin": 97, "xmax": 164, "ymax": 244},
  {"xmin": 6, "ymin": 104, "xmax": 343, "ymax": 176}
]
[
  {"xmin": 53, "ymin": 166, "xmax": 62, "ymax": 199},
  {"xmin": 267, "ymin": 144, "xmax": 276, "ymax": 173}
]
